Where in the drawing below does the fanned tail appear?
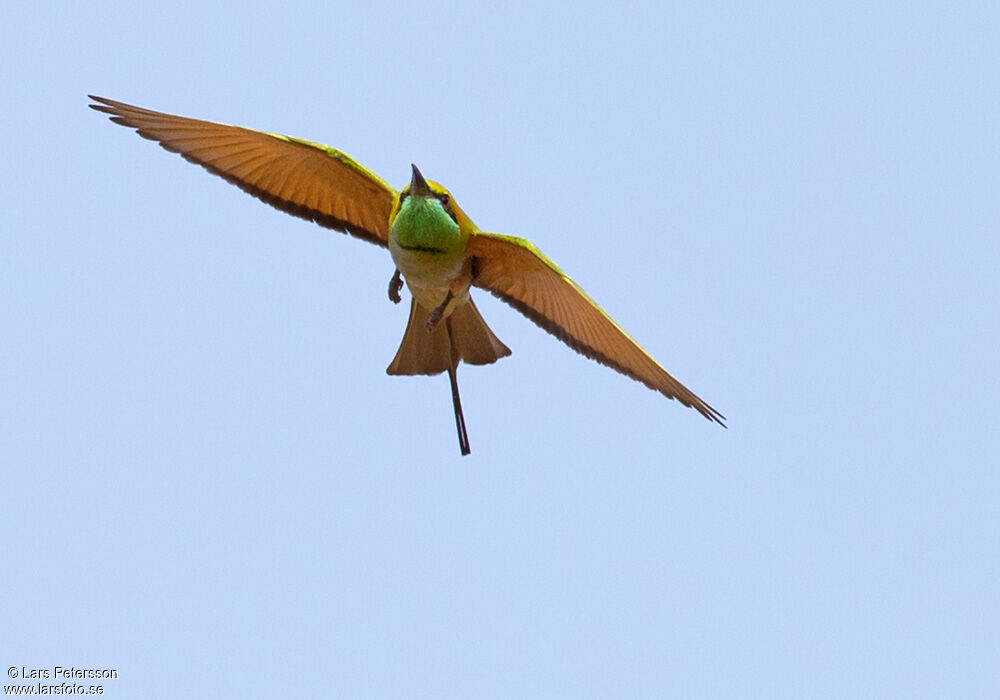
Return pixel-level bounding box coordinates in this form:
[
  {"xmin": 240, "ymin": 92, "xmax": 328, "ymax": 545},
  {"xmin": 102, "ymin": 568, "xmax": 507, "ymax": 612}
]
[{"xmin": 386, "ymin": 297, "xmax": 511, "ymax": 455}]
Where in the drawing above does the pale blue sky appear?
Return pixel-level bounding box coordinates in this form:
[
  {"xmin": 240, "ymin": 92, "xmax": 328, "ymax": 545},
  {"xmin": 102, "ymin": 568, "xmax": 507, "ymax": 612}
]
[{"xmin": 2, "ymin": 1, "xmax": 998, "ymax": 698}]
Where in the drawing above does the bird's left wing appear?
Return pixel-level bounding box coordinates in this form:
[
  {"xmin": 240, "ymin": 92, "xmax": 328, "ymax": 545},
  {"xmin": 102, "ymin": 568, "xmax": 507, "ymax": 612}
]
[
  {"xmin": 89, "ymin": 95, "xmax": 396, "ymax": 247},
  {"xmin": 467, "ymin": 232, "xmax": 725, "ymax": 425}
]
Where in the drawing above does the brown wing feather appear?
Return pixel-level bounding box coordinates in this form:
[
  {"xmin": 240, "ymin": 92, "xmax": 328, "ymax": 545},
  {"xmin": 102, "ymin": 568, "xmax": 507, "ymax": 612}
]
[
  {"xmin": 89, "ymin": 95, "xmax": 396, "ymax": 246},
  {"xmin": 468, "ymin": 233, "xmax": 725, "ymax": 425}
]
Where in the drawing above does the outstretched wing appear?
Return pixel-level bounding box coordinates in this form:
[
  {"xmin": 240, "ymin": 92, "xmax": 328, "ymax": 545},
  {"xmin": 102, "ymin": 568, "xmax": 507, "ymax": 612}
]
[
  {"xmin": 89, "ymin": 95, "xmax": 396, "ymax": 246},
  {"xmin": 467, "ymin": 232, "xmax": 725, "ymax": 425}
]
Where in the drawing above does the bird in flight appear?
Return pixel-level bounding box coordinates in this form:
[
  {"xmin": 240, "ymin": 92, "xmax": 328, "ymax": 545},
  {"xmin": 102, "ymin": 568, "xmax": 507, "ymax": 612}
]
[{"xmin": 89, "ymin": 95, "xmax": 725, "ymax": 455}]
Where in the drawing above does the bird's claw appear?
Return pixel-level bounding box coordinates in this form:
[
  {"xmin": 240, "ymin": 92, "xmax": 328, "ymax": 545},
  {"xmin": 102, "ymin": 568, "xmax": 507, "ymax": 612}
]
[
  {"xmin": 425, "ymin": 308, "xmax": 443, "ymax": 333},
  {"xmin": 388, "ymin": 268, "xmax": 403, "ymax": 304},
  {"xmin": 424, "ymin": 291, "xmax": 454, "ymax": 333}
]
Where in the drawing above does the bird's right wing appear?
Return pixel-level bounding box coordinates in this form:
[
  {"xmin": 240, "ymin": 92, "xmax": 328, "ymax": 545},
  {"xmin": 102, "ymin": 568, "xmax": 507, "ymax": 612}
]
[
  {"xmin": 467, "ymin": 232, "xmax": 725, "ymax": 425},
  {"xmin": 89, "ymin": 95, "xmax": 397, "ymax": 247}
]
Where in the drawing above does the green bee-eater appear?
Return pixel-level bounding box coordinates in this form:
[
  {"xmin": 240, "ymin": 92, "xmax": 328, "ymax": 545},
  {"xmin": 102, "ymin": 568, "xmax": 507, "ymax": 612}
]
[{"xmin": 90, "ymin": 96, "xmax": 725, "ymax": 455}]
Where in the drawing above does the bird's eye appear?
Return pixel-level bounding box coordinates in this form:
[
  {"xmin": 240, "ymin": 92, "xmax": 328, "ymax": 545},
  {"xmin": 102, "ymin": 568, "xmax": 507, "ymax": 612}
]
[{"xmin": 439, "ymin": 194, "xmax": 450, "ymax": 207}]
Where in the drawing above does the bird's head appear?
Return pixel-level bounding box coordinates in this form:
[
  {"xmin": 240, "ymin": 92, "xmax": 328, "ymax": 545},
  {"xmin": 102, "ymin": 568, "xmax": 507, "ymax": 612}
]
[{"xmin": 390, "ymin": 164, "xmax": 476, "ymax": 233}]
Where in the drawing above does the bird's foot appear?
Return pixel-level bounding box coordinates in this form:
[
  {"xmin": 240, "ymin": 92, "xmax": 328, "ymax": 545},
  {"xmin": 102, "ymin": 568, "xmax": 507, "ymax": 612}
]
[
  {"xmin": 425, "ymin": 291, "xmax": 454, "ymax": 333},
  {"xmin": 387, "ymin": 268, "xmax": 403, "ymax": 304}
]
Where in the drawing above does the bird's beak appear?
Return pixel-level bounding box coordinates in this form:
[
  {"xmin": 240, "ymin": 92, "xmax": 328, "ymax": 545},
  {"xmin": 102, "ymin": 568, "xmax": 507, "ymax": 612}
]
[{"xmin": 410, "ymin": 164, "xmax": 434, "ymax": 197}]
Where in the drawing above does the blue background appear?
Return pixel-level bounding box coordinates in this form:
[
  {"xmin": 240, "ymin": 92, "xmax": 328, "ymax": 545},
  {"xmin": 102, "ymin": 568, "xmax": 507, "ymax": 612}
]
[{"xmin": 2, "ymin": 1, "xmax": 998, "ymax": 697}]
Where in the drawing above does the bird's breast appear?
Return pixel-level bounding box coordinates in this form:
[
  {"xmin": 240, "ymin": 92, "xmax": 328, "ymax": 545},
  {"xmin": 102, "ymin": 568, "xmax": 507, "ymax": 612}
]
[
  {"xmin": 389, "ymin": 218, "xmax": 468, "ymax": 289},
  {"xmin": 390, "ymin": 238, "xmax": 470, "ymax": 295}
]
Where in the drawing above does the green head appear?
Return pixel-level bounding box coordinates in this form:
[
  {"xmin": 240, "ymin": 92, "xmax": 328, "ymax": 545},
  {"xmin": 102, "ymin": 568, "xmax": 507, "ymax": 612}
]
[{"xmin": 389, "ymin": 165, "xmax": 476, "ymax": 253}]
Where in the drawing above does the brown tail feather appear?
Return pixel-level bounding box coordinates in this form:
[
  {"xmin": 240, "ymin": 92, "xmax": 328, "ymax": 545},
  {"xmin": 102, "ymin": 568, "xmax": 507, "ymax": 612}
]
[
  {"xmin": 386, "ymin": 297, "xmax": 510, "ymax": 457},
  {"xmin": 446, "ymin": 319, "xmax": 471, "ymax": 455},
  {"xmin": 386, "ymin": 299, "xmax": 451, "ymax": 376},
  {"xmin": 386, "ymin": 298, "xmax": 511, "ymax": 376},
  {"xmin": 448, "ymin": 298, "xmax": 512, "ymax": 366}
]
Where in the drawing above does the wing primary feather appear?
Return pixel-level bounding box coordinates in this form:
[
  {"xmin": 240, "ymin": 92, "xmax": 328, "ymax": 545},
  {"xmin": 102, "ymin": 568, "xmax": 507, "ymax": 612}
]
[
  {"xmin": 469, "ymin": 233, "xmax": 726, "ymax": 426},
  {"xmin": 89, "ymin": 95, "xmax": 396, "ymax": 247}
]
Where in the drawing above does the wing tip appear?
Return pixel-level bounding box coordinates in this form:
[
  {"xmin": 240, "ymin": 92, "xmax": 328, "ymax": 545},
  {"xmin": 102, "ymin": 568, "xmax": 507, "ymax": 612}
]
[
  {"xmin": 701, "ymin": 403, "xmax": 727, "ymax": 428},
  {"xmin": 88, "ymin": 95, "xmax": 127, "ymax": 122},
  {"xmin": 88, "ymin": 94, "xmax": 117, "ymax": 109}
]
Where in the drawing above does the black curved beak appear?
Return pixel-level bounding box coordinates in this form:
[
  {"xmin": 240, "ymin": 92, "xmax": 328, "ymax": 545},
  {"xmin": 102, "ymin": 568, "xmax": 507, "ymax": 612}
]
[{"xmin": 410, "ymin": 163, "xmax": 434, "ymax": 197}]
